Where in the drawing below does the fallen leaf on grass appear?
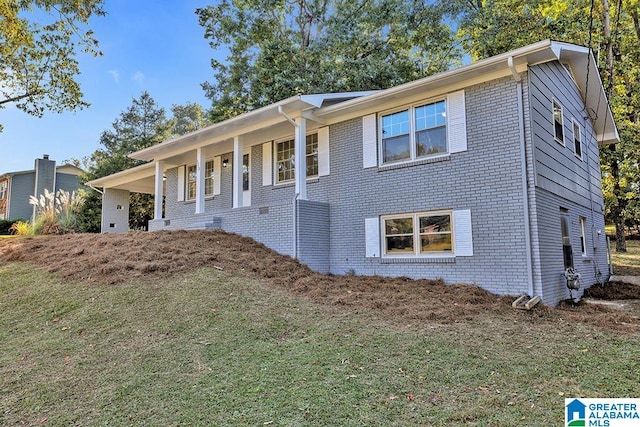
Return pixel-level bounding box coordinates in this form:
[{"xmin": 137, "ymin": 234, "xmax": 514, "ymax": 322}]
[{"xmin": 406, "ymin": 393, "xmax": 415, "ymax": 401}]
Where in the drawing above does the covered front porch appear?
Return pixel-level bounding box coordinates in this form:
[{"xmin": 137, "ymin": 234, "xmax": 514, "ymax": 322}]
[{"xmin": 86, "ymin": 93, "xmax": 367, "ymax": 273}]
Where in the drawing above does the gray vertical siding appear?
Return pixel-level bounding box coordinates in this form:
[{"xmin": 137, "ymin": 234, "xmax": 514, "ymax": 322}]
[
  {"xmin": 8, "ymin": 172, "xmax": 35, "ymax": 220},
  {"xmin": 528, "ymin": 62, "xmax": 609, "ymax": 305},
  {"xmin": 34, "ymin": 158, "xmax": 56, "ymax": 200},
  {"xmin": 5, "ymin": 166, "xmax": 83, "ymax": 221},
  {"xmin": 55, "ymin": 172, "xmax": 83, "ymax": 194}
]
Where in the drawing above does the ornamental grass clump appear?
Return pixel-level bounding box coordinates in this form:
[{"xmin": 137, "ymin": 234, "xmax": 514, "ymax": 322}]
[{"xmin": 25, "ymin": 189, "xmax": 85, "ymax": 235}]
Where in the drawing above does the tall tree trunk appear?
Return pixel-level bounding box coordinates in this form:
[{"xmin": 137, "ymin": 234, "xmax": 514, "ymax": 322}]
[
  {"xmin": 602, "ymin": 0, "xmax": 627, "ymax": 252},
  {"xmin": 609, "ymin": 145, "xmax": 628, "ymax": 251}
]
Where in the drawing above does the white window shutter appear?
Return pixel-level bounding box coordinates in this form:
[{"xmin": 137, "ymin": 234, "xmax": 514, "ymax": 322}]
[
  {"xmin": 262, "ymin": 142, "xmax": 272, "ymax": 186},
  {"xmin": 213, "ymin": 156, "xmax": 222, "ymax": 195},
  {"xmin": 317, "ymin": 126, "xmax": 330, "ymax": 176},
  {"xmin": 453, "ymin": 209, "xmax": 473, "ymax": 256},
  {"xmin": 447, "ymin": 90, "xmax": 467, "ymax": 154},
  {"xmin": 365, "ymin": 217, "xmax": 381, "ymax": 258},
  {"xmin": 362, "ymin": 114, "xmax": 377, "ymax": 168},
  {"xmin": 177, "ymin": 165, "xmax": 185, "ymax": 202}
]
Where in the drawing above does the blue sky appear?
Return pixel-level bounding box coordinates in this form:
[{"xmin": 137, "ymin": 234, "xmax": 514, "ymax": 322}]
[{"xmin": 1, "ymin": 0, "xmax": 219, "ymax": 173}]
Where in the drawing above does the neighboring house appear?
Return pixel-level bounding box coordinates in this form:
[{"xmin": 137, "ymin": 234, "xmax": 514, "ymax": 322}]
[
  {"xmin": 0, "ymin": 155, "xmax": 84, "ymax": 221},
  {"xmin": 89, "ymin": 40, "xmax": 619, "ymax": 306}
]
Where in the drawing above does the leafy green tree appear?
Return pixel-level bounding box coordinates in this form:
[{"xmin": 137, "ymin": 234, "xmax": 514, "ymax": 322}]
[
  {"xmin": 79, "ymin": 94, "xmax": 210, "ymax": 232},
  {"xmin": 80, "ymin": 92, "xmax": 171, "ymax": 232},
  {"xmin": 196, "ymin": 0, "xmax": 460, "ymax": 122},
  {"xmin": 169, "ymin": 102, "xmax": 210, "ymax": 138},
  {"xmin": 0, "ymin": 0, "xmax": 104, "ymax": 130}
]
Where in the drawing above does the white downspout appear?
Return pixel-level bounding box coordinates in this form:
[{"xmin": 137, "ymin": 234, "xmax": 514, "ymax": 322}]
[
  {"xmin": 509, "ymin": 56, "xmax": 536, "ymax": 297},
  {"xmin": 292, "ymin": 192, "xmax": 299, "ymax": 259},
  {"xmin": 87, "ymin": 183, "xmax": 103, "ymax": 195}
]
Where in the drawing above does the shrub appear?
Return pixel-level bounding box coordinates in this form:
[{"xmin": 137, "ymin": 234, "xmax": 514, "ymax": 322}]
[
  {"xmin": 0, "ymin": 219, "xmax": 21, "ymax": 235},
  {"xmin": 9, "ymin": 221, "xmax": 33, "ymax": 236}
]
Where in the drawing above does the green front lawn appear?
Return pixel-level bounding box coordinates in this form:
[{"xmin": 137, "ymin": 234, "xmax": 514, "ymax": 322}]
[{"xmin": 1, "ymin": 262, "xmax": 638, "ymax": 426}]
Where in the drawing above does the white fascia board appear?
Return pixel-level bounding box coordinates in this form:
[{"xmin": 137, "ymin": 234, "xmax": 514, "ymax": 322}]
[
  {"xmin": 554, "ymin": 42, "xmax": 619, "ymax": 144},
  {"xmin": 312, "ymin": 39, "xmax": 618, "ymax": 145},
  {"xmin": 315, "ymin": 40, "xmax": 556, "ymax": 121},
  {"xmin": 299, "ymin": 91, "xmax": 381, "ymax": 107},
  {"xmin": 129, "ymin": 92, "xmax": 376, "ymax": 163}
]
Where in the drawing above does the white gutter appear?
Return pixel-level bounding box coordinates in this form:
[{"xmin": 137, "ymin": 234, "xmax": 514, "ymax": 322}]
[
  {"xmin": 509, "ymin": 56, "xmax": 536, "ymax": 298},
  {"xmin": 87, "ymin": 183, "xmax": 103, "ymax": 195}
]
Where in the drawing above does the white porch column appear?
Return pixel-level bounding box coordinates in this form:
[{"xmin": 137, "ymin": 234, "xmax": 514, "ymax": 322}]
[
  {"xmin": 154, "ymin": 160, "xmax": 164, "ymax": 220},
  {"xmin": 232, "ymin": 136, "xmax": 243, "ymax": 208},
  {"xmin": 195, "ymin": 147, "xmax": 206, "ymax": 214},
  {"xmin": 294, "ymin": 116, "xmax": 307, "ymax": 200}
]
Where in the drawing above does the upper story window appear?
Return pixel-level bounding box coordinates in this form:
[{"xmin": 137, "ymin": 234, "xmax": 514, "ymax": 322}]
[
  {"xmin": 0, "ymin": 181, "xmax": 7, "ymax": 200},
  {"xmin": 186, "ymin": 160, "xmax": 215, "ymax": 200},
  {"xmin": 275, "ymin": 133, "xmax": 319, "ymax": 184},
  {"xmin": 383, "ymin": 211, "xmax": 452, "ymax": 256},
  {"xmin": 572, "ymin": 120, "xmax": 582, "ymax": 159},
  {"xmin": 381, "ymin": 100, "xmax": 447, "ymax": 164},
  {"xmin": 553, "ymin": 100, "xmax": 564, "ymax": 144}
]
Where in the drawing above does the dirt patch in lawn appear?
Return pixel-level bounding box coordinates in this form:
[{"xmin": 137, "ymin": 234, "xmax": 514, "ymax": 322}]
[{"xmin": 0, "ymin": 230, "xmax": 638, "ymax": 331}]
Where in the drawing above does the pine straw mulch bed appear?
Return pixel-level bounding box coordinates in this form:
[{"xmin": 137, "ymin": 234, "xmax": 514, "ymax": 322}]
[{"xmin": 0, "ymin": 230, "xmax": 638, "ymax": 332}]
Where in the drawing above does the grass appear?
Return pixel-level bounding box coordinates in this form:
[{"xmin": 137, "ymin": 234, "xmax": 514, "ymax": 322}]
[
  {"xmin": 612, "ymin": 239, "xmax": 640, "ymax": 275},
  {"xmin": 1, "ymin": 262, "xmax": 639, "ymax": 426}
]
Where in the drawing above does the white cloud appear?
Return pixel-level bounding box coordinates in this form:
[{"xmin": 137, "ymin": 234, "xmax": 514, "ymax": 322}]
[
  {"xmin": 108, "ymin": 69, "xmax": 120, "ymax": 83},
  {"xmin": 131, "ymin": 71, "xmax": 145, "ymax": 83}
]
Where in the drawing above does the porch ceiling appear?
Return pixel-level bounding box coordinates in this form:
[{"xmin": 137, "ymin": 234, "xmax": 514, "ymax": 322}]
[{"xmin": 87, "ymin": 162, "xmax": 156, "ymax": 194}]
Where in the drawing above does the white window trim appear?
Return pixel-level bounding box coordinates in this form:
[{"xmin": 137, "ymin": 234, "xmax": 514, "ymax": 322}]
[
  {"xmin": 0, "ymin": 181, "xmax": 6, "ymax": 200},
  {"xmin": 579, "ymin": 216, "xmax": 587, "ymax": 256},
  {"xmin": 572, "ymin": 119, "xmax": 583, "ymax": 160},
  {"xmin": 381, "ymin": 210, "xmax": 454, "ymax": 258},
  {"xmin": 552, "ymin": 99, "xmax": 565, "ymax": 146},
  {"xmin": 378, "ymin": 98, "xmax": 449, "ymax": 167},
  {"xmin": 185, "ymin": 159, "xmax": 216, "ymax": 201},
  {"xmin": 273, "ymin": 132, "xmax": 321, "ymax": 185}
]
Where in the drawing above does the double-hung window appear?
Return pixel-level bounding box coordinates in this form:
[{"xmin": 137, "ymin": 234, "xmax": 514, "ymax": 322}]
[
  {"xmin": 572, "ymin": 120, "xmax": 582, "ymax": 159},
  {"xmin": 0, "ymin": 181, "xmax": 6, "ymax": 200},
  {"xmin": 381, "ymin": 100, "xmax": 447, "ymax": 164},
  {"xmin": 275, "ymin": 133, "xmax": 319, "ymax": 184},
  {"xmin": 186, "ymin": 160, "xmax": 215, "ymax": 200},
  {"xmin": 553, "ymin": 100, "xmax": 564, "ymax": 144},
  {"xmin": 383, "ymin": 211, "xmax": 452, "ymax": 256}
]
